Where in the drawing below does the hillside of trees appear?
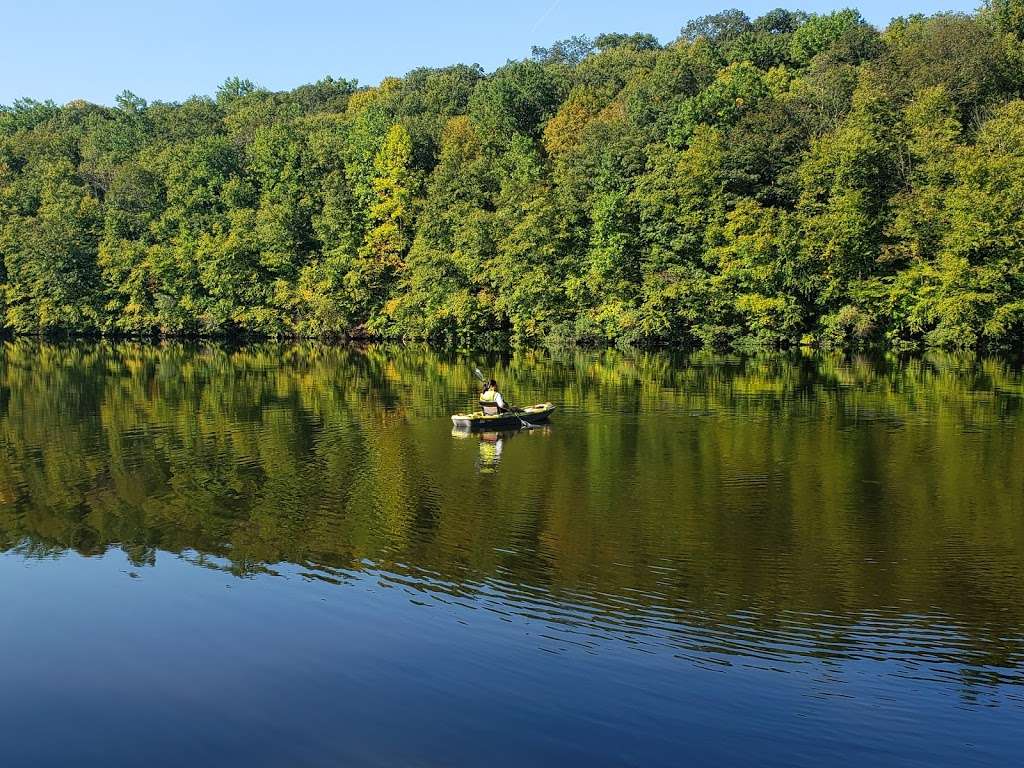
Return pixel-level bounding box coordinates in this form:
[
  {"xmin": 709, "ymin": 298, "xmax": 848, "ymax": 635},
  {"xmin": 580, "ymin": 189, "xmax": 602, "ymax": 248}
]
[{"xmin": 3, "ymin": 5, "xmax": 1024, "ymax": 351}]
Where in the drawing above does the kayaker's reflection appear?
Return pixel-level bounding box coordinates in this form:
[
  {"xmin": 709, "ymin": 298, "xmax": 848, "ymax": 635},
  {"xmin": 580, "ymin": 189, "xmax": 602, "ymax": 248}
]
[
  {"xmin": 451, "ymin": 426, "xmax": 550, "ymax": 474},
  {"xmin": 476, "ymin": 431, "xmax": 505, "ymax": 474}
]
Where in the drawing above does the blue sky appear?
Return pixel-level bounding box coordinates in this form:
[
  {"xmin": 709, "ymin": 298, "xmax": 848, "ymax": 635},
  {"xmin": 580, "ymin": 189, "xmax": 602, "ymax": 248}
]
[{"xmin": 1, "ymin": 0, "xmax": 979, "ymax": 105}]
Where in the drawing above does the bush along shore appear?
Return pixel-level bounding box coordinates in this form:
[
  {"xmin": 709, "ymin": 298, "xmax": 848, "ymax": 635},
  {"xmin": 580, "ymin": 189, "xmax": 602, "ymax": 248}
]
[{"xmin": 3, "ymin": 5, "xmax": 1024, "ymax": 352}]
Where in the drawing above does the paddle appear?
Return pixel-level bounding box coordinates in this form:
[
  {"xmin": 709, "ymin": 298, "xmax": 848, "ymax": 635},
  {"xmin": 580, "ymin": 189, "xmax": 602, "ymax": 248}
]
[{"xmin": 472, "ymin": 366, "xmax": 535, "ymax": 429}]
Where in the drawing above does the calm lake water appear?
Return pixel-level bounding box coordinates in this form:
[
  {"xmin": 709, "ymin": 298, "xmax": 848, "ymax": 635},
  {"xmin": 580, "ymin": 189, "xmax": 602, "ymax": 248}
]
[{"xmin": 0, "ymin": 342, "xmax": 1022, "ymax": 766}]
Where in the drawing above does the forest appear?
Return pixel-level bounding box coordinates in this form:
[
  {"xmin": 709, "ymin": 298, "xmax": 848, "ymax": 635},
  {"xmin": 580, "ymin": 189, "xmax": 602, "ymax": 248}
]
[{"xmin": 2, "ymin": 5, "xmax": 1024, "ymax": 351}]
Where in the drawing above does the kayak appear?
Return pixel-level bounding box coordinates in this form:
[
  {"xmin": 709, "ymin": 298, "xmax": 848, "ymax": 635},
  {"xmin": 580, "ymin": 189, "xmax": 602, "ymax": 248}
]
[{"xmin": 451, "ymin": 402, "xmax": 555, "ymax": 430}]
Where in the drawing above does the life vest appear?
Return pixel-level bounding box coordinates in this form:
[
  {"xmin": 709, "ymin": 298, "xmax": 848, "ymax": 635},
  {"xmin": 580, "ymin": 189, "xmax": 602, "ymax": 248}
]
[{"xmin": 480, "ymin": 389, "xmax": 498, "ymax": 404}]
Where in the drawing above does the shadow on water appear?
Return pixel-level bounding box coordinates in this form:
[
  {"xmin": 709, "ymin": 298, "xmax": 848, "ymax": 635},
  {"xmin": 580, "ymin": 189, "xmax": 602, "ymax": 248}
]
[{"xmin": 0, "ymin": 340, "xmax": 1023, "ymax": 700}]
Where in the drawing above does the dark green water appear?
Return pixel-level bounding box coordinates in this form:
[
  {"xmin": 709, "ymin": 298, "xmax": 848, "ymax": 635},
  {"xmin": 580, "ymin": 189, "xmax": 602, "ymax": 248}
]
[{"xmin": 0, "ymin": 342, "xmax": 1022, "ymax": 766}]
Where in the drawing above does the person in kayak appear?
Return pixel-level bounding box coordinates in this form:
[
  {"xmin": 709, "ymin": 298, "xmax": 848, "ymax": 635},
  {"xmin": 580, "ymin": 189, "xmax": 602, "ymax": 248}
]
[{"xmin": 480, "ymin": 379, "xmax": 510, "ymax": 415}]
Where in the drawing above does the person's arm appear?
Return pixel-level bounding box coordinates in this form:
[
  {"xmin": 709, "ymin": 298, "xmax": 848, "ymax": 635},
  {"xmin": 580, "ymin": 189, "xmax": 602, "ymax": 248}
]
[{"xmin": 495, "ymin": 392, "xmax": 507, "ymax": 411}]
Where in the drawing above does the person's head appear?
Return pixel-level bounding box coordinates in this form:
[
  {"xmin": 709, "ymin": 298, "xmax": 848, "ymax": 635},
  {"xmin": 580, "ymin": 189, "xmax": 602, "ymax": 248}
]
[{"xmin": 489, "ymin": 379, "xmax": 498, "ymax": 390}]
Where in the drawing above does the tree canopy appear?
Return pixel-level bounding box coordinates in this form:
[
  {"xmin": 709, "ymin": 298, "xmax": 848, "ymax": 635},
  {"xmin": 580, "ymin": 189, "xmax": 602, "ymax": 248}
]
[{"xmin": 2, "ymin": 5, "xmax": 1024, "ymax": 351}]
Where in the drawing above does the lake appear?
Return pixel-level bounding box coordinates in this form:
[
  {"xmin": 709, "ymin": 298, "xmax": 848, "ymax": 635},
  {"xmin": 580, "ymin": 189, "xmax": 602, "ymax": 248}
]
[{"xmin": 0, "ymin": 341, "xmax": 1021, "ymax": 766}]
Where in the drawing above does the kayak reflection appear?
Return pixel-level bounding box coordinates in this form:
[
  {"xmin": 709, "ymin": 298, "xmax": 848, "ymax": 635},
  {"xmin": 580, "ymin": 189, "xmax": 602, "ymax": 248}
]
[{"xmin": 451, "ymin": 425, "xmax": 551, "ymax": 474}]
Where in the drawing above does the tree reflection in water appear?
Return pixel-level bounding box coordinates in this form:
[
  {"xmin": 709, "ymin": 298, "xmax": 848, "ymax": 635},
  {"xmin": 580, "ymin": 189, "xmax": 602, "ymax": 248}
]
[{"xmin": 0, "ymin": 340, "xmax": 1022, "ymax": 691}]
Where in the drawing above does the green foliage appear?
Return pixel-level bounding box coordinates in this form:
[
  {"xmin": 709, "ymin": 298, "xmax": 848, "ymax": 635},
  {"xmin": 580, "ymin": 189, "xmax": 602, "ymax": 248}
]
[
  {"xmin": 876, "ymin": 13, "xmax": 1010, "ymax": 122},
  {"xmin": 670, "ymin": 61, "xmax": 777, "ymax": 146},
  {"xmin": 990, "ymin": 0, "xmax": 1024, "ymax": 39},
  {"xmin": 1, "ymin": 6, "xmax": 1023, "ymax": 351},
  {"xmin": 355, "ymin": 123, "xmax": 416, "ymax": 334},
  {"xmin": 594, "ymin": 32, "xmax": 661, "ymax": 52},
  {"xmin": 468, "ymin": 60, "xmax": 564, "ymax": 147},
  {"xmin": 680, "ymin": 9, "xmax": 753, "ymax": 43},
  {"xmin": 705, "ymin": 200, "xmax": 807, "ymax": 349},
  {"xmin": 2, "ymin": 159, "xmax": 103, "ymax": 332},
  {"xmin": 789, "ymin": 9, "xmax": 868, "ymax": 65}
]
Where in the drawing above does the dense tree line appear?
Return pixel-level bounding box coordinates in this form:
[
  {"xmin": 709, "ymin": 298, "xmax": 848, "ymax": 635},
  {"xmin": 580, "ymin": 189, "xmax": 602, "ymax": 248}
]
[{"xmin": 3, "ymin": 5, "xmax": 1024, "ymax": 351}]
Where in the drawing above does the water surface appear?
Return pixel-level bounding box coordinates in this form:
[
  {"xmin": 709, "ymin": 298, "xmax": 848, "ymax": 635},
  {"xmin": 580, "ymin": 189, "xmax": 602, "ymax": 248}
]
[{"xmin": 0, "ymin": 342, "xmax": 1022, "ymax": 766}]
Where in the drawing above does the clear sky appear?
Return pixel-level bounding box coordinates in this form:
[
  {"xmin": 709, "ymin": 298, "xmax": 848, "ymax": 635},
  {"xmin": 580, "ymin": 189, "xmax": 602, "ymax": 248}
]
[{"xmin": 0, "ymin": 0, "xmax": 979, "ymax": 106}]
